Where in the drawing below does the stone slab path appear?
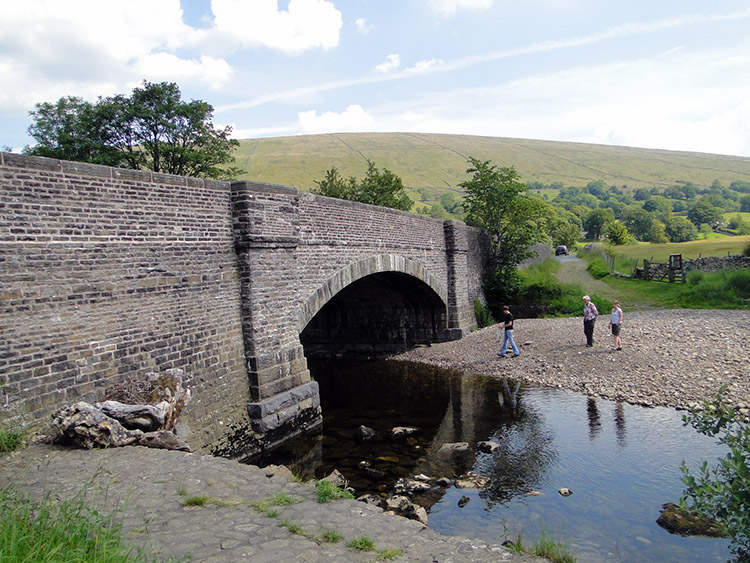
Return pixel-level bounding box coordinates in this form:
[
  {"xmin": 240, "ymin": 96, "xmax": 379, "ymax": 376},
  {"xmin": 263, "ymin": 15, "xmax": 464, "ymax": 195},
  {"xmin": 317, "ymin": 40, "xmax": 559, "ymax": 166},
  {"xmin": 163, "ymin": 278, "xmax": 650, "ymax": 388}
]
[{"xmin": 1, "ymin": 444, "xmax": 546, "ymax": 563}]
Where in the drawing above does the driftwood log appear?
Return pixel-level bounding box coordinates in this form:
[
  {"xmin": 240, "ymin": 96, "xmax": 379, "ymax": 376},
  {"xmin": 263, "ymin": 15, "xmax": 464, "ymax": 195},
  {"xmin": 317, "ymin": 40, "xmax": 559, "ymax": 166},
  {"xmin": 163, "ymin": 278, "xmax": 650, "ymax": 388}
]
[{"xmin": 52, "ymin": 369, "xmax": 191, "ymax": 451}]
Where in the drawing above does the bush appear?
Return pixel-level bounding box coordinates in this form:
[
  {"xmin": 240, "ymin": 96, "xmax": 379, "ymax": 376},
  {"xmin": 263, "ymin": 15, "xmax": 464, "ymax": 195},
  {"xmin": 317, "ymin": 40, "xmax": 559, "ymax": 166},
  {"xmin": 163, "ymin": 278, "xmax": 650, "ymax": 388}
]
[
  {"xmin": 586, "ymin": 258, "xmax": 610, "ymax": 279},
  {"xmin": 680, "ymin": 387, "xmax": 750, "ymax": 560},
  {"xmin": 474, "ymin": 299, "xmax": 495, "ymax": 328},
  {"xmin": 743, "ymin": 241, "xmax": 750, "ymax": 257}
]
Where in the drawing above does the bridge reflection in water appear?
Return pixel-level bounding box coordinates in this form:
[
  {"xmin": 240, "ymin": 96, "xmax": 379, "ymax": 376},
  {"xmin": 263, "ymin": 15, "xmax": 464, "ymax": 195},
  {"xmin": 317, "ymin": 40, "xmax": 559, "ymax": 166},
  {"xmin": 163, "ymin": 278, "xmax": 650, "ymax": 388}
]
[{"xmin": 252, "ymin": 360, "xmax": 730, "ymax": 563}]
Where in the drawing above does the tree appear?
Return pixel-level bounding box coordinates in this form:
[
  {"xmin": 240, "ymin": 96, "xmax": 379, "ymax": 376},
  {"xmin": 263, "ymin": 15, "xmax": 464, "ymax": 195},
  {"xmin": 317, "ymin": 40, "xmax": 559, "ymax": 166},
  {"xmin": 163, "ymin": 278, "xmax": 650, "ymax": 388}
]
[
  {"xmin": 312, "ymin": 160, "xmax": 413, "ymax": 211},
  {"xmin": 604, "ymin": 220, "xmax": 630, "ymax": 245},
  {"xmin": 622, "ymin": 207, "xmax": 654, "ymax": 241},
  {"xmin": 583, "ymin": 208, "xmax": 614, "ymax": 240},
  {"xmin": 26, "ymin": 81, "xmax": 240, "ymax": 180},
  {"xmin": 665, "ymin": 216, "xmax": 698, "ymax": 242},
  {"xmin": 649, "ymin": 220, "xmax": 669, "ymax": 244},
  {"xmin": 741, "ymin": 195, "xmax": 750, "ymax": 213},
  {"xmin": 687, "ymin": 200, "xmax": 723, "ymax": 228},
  {"xmin": 460, "ymin": 158, "xmax": 550, "ymax": 310}
]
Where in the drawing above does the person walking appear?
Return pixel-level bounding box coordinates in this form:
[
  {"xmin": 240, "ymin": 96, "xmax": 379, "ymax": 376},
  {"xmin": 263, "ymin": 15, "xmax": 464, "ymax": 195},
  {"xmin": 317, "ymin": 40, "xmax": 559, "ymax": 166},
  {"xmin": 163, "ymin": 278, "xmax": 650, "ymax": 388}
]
[
  {"xmin": 498, "ymin": 305, "xmax": 520, "ymax": 358},
  {"xmin": 609, "ymin": 300, "xmax": 623, "ymax": 351},
  {"xmin": 582, "ymin": 295, "xmax": 598, "ymax": 347}
]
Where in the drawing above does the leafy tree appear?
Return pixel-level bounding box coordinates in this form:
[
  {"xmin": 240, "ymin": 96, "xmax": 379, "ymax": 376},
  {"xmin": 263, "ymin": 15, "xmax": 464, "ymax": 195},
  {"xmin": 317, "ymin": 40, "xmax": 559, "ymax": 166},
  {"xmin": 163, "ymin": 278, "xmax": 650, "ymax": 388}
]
[
  {"xmin": 25, "ymin": 81, "xmax": 240, "ymax": 180},
  {"xmin": 460, "ymin": 158, "xmax": 550, "ymax": 310},
  {"xmin": 739, "ymin": 195, "xmax": 750, "ymax": 213},
  {"xmin": 633, "ymin": 188, "xmax": 652, "ymax": 201},
  {"xmin": 699, "ymin": 223, "xmax": 713, "ymax": 239},
  {"xmin": 312, "ymin": 160, "xmax": 413, "ymax": 211},
  {"xmin": 583, "ymin": 208, "xmax": 614, "ymax": 240},
  {"xmin": 642, "ymin": 196, "xmax": 672, "ymax": 215},
  {"xmin": 313, "ymin": 166, "xmax": 356, "ymax": 200},
  {"xmin": 548, "ymin": 210, "xmax": 582, "ymax": 247},
  {"xmin": 622, "ymin": 207, "xmax": 654, "ymax": 241},
  {"xmin": 687, "ymin": 200, "xmax": 723, "ymax": 228},
  {"xmin": 603, "ymin": 220, "xmax": 630, "ymax": 245},
  {"xmin": 664, "ymin": 215, "xmax": 698, "ymax": 242},
  {"xmin": 680, "ymin": 387, "xmax": 750, "ymax": 561},
  {"xmin": 649, "ymin": 220, "xmax": 669, "ymax": 244}
]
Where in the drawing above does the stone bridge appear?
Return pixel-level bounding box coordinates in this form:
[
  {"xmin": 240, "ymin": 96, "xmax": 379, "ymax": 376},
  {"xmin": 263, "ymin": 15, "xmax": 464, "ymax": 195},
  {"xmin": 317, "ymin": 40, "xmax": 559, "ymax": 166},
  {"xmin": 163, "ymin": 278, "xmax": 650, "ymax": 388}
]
[{"xmin": 0, "ymin": 152, "xmax": 488, "ymax": 457}]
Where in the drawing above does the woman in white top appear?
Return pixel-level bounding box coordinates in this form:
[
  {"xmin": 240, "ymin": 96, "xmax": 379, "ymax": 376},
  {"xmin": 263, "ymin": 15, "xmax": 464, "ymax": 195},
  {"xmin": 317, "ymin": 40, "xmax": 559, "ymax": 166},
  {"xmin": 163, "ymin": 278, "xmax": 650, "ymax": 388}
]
[{"xmin": 609, "ymin": 300, "xmax": 623, "ymax": 351}]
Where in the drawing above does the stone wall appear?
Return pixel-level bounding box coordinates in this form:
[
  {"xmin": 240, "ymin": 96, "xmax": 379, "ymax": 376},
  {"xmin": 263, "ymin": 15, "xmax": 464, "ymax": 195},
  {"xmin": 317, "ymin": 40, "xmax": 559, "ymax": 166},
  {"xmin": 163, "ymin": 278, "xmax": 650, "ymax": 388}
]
[
  {"xmin": 0, "ymin": 153, "xmax": 250, "ymax": 452},
  {"xmin": 637, "ymin": 254, "xmax": 750, "ymax": 281}
]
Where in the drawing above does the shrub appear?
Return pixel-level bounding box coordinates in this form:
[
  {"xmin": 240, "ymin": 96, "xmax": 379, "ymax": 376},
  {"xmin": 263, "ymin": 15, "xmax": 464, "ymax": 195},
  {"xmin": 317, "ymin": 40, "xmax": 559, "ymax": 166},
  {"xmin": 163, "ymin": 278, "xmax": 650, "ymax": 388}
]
[
  {"xmin": 586, "ymin": 258, "xmax": 610, "ymax": 279},
  {"xmin": 474, "ymin": 298, "xmax": 495, "ymax": 328},
  {"xmin": 680, "ymin": 387, "xmax": 750, "ymax": 560},
  {"xmin": 686, "ymin": 269, "xmax": 704, "ymax": 287}
]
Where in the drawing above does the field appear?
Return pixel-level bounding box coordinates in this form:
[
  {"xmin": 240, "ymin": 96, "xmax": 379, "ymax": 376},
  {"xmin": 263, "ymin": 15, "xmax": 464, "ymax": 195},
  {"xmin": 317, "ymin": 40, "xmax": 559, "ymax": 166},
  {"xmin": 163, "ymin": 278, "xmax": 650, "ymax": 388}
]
[
  {"xmin": 234, "ymin": 132, "xmax": 750, "ymax": 192},
  {"xmin": 604, "ymin": 235, "xmax": 750, "ymax": 266}
]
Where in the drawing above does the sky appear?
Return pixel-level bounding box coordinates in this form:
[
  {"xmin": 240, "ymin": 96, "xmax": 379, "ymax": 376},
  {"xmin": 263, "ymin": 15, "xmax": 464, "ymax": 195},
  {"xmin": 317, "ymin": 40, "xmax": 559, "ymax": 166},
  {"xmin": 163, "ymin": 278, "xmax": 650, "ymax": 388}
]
[{"xmin": 1, "ymin": 0, "xmax": 749, "ymax": 156}]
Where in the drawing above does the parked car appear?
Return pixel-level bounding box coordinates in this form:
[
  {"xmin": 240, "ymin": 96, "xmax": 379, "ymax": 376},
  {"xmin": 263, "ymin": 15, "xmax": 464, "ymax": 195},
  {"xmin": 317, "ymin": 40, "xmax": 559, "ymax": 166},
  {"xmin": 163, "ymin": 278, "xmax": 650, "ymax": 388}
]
[{"xmin": 555, "ymin": 245, "xmax": 569, "ymax": 256}]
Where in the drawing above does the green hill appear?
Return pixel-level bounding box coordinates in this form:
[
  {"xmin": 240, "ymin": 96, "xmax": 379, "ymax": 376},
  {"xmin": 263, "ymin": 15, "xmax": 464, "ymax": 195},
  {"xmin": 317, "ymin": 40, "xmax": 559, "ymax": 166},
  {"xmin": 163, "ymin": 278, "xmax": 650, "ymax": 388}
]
[{"xmin": 234, "ymin": 132, "xmax": 750, "ymax": 193}]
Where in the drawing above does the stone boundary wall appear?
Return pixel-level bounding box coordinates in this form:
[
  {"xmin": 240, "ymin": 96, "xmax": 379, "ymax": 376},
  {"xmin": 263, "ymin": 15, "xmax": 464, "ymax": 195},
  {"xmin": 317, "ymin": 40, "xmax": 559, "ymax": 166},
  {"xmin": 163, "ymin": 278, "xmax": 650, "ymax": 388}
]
[
  {"xmin": 0, "ymin": 153, "xmax": 250, "ymax": 451},
  {"xmin": 637, "ymin": 254, "xmax": 750, "ymax": 281}
]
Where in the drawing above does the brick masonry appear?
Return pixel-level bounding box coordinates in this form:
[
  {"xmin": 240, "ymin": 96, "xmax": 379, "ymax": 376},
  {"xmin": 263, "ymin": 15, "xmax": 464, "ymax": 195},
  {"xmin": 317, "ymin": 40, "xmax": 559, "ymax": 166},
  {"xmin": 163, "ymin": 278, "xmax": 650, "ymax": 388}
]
[{"xmin": 1, "ymin": 153, "xmax": 488, "ymax": 457}]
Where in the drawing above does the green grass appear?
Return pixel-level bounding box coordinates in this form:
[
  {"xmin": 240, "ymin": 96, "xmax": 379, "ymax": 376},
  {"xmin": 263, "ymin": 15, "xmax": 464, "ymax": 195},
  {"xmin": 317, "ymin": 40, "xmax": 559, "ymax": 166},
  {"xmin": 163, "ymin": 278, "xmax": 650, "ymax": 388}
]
[
  {"xmin": 0, "ymin": 487, "xmax": 160, "ymax": 562},
  {"xmin": 319, "ymin": 529, "xmax": 343, "ymax": 543},
  {"xmin": 607, "ymin": 235, "xmax": 750, "ymax": 265},
  {"xmin": 0, "ymin": 428, "xmax": 25, "ymax": 454},
  {"xmin": 377, "ymin": 548, "xmax": 404, "ymax": 560},
  {"xmin": 279, "ymin": 520, "xmax": 306, "ymax": 536},
  {"xmin": 346, "ymin": 536, "xmax": 376, "ymax": 552},
  {"xmin": 183, "ymin": 495, "xmax": 210, "ymax": 507},
  {"xmin": 315, "ymin": 480, "xmax": 354, "ymax": 503},
  {"xmin": 270, "ymin": 492, "xmax": 301, "ymax": 506}
]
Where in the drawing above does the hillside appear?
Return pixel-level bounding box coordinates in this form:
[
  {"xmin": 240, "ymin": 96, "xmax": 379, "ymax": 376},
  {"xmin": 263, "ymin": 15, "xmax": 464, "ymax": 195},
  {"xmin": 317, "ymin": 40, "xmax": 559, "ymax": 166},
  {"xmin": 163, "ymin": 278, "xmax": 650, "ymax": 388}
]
[{"xmin": 234, "ymin": 132, "xmax": 750, "ymax": 193}]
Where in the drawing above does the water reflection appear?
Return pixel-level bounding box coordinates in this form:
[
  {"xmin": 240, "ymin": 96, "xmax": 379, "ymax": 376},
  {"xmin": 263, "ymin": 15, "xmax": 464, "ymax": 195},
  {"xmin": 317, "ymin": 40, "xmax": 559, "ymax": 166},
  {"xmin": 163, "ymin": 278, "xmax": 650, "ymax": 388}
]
[{"xmin": 252, "ymin": 359, "xmax": 730, "ymax": 563}]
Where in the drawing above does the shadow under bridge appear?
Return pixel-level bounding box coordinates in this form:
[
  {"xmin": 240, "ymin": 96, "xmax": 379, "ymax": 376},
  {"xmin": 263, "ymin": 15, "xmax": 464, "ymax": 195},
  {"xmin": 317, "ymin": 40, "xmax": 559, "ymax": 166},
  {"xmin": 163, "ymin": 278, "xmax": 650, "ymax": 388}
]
[{"xmin": 300, "ymin": 271, "xmax": 448, "ymax": 359}]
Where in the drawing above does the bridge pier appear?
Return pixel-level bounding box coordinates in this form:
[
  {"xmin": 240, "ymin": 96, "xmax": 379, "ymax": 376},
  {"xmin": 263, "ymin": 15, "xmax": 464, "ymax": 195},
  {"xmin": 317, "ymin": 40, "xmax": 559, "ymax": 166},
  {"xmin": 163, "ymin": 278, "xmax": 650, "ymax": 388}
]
[{"xmin": 231, "ymin": 182, "xmax": 322, "ymax": 444}]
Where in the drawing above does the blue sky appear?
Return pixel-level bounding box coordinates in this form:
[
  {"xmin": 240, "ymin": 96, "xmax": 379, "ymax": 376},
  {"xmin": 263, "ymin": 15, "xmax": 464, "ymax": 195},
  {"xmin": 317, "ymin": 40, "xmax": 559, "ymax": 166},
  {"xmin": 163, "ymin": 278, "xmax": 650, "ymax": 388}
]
[{"xmin": 1, "ymin": 0, "xmax": 749, "ymax": 156}]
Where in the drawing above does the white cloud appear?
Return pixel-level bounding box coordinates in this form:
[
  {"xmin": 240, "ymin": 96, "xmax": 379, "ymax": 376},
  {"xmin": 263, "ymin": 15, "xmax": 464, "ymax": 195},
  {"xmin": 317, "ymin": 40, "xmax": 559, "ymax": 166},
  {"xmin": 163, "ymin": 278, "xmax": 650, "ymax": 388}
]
[
  {"xmin": 375, "ymin": 54, "xmax": 401, "ymax": 73},
  {"xmin": 0, "ymin": 0, "xmax": 224, "ymax": 113},
  {"xmin": 427, "ymin": 0, "xmax": 493, "ymax": 17},
  {"xmin": 408, "ymin": 59, "xmax": 444, "ymax": 73},
  {"xmin": 355, "ymin": 17, "xmax": 375, "ymax": 34},
  {"xmin": 298, "ymin": 105, "xmax": 374, "ymax": 133},
  {"xmin": 210, "ymin": 0, "xmax": 342, "ymax": 54}
]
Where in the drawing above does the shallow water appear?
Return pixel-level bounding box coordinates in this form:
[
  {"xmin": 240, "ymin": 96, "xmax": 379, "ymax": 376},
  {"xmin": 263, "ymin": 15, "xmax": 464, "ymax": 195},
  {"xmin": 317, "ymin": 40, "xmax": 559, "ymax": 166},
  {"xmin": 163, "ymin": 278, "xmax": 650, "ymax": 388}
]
[{"xmin": 254, "ymin": 359, "xmax": 731, "ymax": 563}]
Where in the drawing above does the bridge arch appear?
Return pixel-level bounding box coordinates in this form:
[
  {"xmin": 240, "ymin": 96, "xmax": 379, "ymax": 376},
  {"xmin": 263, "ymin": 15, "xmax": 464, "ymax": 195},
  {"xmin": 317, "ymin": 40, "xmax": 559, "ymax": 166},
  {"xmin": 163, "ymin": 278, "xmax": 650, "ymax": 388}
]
[
  {"xmin": 299, "ymin": 254, "xmax": 448, "ymax": 330},
  {"xmin": 299, "ymin": 254, "xmax": 450, "ymax": 357}
]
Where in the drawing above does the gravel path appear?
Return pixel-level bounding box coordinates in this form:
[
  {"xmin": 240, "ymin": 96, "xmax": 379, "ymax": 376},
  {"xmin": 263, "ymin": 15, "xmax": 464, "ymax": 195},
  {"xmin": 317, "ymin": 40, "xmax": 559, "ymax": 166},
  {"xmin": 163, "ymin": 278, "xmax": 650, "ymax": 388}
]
[{"xmin": 394, "ymin": 309, "xmax": 750, "ymax": 412}]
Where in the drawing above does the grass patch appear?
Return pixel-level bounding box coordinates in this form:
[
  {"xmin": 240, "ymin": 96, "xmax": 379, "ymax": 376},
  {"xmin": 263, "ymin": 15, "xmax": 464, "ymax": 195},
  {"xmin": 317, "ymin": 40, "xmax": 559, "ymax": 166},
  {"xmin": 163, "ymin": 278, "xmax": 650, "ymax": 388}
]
[
  {"xmin": 346, "ymin": 536, "xmax": 376, "ymax": 552},
  {"xmin": 183, "ymin": 495, "xmax": 210, "ymax": 507},
  {"xmin": 0, "ymin": 428, "xmax": 25, "ymax": 454},
  {"xmin": 377, "ymin": 548, "xmax": 404, "ymax": 560},
  {"xmin": 530, "ymin": 529, "xmax": 577, "ymax": 563},
  {"xmin": 270, "ymin": 492, "xmax": 301, "ymax": 506},
  {"xmin": 0, "ymin": 486, "xmax": 159, "ymax": 562},
  {"xmin": 279, "ymin": 520, "xmax": 306, "ymax": 536},
  {"xmin": 319, "ymin": 529, "xmax": 343, "ymax": 543},
  {"xmin": 315, "ymin": 480, "xmax": 354, "ymax": 503}
]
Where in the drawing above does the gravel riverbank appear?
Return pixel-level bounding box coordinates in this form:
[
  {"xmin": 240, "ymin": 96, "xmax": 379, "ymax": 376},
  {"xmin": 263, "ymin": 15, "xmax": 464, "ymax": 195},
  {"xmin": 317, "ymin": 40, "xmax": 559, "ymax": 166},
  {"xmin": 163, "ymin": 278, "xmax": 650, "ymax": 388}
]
[{"xmin": 394, "ymin": 309, "xmax": 750, "ymax": 412}]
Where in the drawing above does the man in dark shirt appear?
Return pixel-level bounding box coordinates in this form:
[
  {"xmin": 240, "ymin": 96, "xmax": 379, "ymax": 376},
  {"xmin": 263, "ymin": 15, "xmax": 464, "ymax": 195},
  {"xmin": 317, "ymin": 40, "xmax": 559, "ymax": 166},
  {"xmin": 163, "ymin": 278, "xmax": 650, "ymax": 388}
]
[{"xmin": 499, "ymin": 305, "xmax": 520, "ymax": 358}]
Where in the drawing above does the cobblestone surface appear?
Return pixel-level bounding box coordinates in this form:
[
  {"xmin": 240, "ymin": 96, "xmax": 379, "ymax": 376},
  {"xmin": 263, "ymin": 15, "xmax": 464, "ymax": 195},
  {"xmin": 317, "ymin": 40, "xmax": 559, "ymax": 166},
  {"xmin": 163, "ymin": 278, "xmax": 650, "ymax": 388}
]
[{"xmin": 0, "ymin": 445, "xmax": 546, "ymax": 562}]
